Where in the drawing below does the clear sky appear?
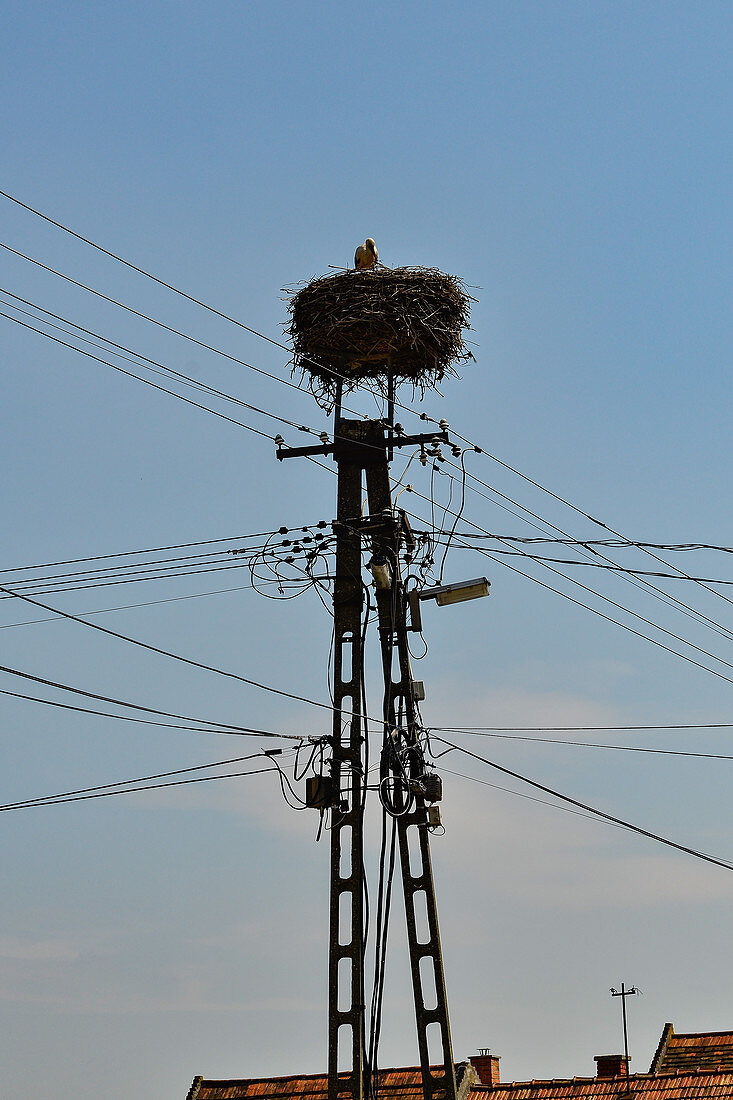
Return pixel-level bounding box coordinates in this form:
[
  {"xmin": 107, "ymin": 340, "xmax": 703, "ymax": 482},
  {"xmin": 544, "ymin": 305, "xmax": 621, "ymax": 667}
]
[{"xmin": 2, "ymin": 3, "xmax": 732, "ymax": 1098}]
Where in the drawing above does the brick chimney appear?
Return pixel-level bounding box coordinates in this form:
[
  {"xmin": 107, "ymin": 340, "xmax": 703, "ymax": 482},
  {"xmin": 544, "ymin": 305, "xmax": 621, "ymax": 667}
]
[
  {"xmin": 471, "ymin": 1050, "xmax": 501, "ymax": 1087},
  {"xmin": 594, "ymin": 1055, "xmax": 629, "ymax": 1079}
]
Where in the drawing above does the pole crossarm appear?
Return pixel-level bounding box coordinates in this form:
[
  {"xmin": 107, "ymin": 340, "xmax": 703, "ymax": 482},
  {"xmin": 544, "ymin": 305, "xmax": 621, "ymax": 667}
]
[{"xmin": 276, "ymin": 430, "xmax": 449, "ymax": 462}]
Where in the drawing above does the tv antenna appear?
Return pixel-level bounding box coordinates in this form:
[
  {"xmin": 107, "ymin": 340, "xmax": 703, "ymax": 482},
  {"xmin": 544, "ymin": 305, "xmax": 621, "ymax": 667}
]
[{"xmin": 610, "ymin": 982, "xmax": 641, "ymax": 1068}]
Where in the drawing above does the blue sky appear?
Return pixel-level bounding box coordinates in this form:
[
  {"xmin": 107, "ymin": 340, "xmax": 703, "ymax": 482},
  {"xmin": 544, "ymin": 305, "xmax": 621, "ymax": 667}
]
[{"xmin": 2, "ymin": 3, "xmax": 732, "ymax": 1098}]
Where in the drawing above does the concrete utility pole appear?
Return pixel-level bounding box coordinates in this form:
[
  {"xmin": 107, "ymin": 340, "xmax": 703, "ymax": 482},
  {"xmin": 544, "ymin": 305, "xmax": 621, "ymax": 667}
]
[{"xmin": 279, "ymin": 397, "xmax": 457, "ymax": 1100}]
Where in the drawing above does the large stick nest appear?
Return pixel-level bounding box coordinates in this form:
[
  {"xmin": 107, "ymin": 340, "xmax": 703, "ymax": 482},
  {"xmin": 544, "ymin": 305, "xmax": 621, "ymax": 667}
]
[{"xmin": 284, "ymin": 266, "xmax": 474, "ymax": 409}]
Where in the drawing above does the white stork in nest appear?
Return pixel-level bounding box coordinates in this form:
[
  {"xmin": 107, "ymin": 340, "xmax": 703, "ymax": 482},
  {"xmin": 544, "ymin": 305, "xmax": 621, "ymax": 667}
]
[{"xmin": 354, "ymin": 238, "xmax": 378, "ymax": 269}]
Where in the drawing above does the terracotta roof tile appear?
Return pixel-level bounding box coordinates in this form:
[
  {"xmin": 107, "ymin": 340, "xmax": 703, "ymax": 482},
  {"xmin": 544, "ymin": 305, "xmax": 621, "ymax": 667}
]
[
  {"xmin": 191, "ymin": 1065, "xmax": 471, "ymax": 1100},
  {"xmin": 649, "ymin": 1024, "xmax": 733, "ymax": 1075},
  {"xmin": 187, "ymin": 1031, "xmax": 733, "ymax": 1100},
  {"xmin": 468, "ymin": 1068, "xmax": 733, "ymax": 1100}
]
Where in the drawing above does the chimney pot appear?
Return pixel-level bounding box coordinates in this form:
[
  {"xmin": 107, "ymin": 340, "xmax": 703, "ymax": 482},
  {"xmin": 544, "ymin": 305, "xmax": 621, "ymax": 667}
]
[
  {"xmin": 472, "ymin": 1052, "xmax": 501, "ymax": 1087},
  {"xmin": 594, "ymin": 1055, "xmax": 629, "ymax": 1079}
]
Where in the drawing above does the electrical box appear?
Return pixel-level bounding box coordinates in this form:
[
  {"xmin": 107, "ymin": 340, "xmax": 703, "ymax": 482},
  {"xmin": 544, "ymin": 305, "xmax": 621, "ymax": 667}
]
[
  {"xmin": 427, "ymin": 805, "xmax": 442, "ymax": 828},
  {"xmin": 306, "ymin": 775, "xmax": 333, "ymax": 809},
  {"xmin": 422, "ymin": 772, "xmax": 443, "ymax": 803},
  {"xmin": 411, "ymin": 680, "xmax": 426, "ymax": 701}
]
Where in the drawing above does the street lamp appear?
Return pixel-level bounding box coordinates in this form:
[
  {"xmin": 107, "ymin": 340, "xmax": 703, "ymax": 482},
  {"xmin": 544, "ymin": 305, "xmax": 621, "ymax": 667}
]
[{"xmin": 408, "ymin": 577, "xmax": 490, "ymax": 631}]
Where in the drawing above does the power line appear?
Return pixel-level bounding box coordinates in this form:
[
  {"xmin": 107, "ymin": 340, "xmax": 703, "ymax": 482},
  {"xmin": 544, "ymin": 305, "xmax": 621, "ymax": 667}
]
[
  {"xmin": 0, "ymin": 684, "xmax": 306, "ymax": 739},
  {"xmin": 0, "ymin": 531, "xmax": 334, "ymax": 594},
  {"xmin": 431, "ymin": 540, "xmax": 733, "ymax": 586},
  {"xmin": 0, "ymin": 661, "xmax": 302, "ymax": 736},
  {"xmin": 0, "ymin": 287, "xmax": 320, "ymax": 436},
  {"xmin": 442, "ymin": 428, "xmax": 733, "ymax": 613},
  {"xmin": 403, "ymin": 492, "xmax": 733, "ymax": 687},
  {"xmin": 0, "ymin": 761, "xmax": 281, "ymax": 812},
  {"xmin": 438, "ymin": 456, "xmax": 733, "ymax": 644},
  {"xmin": 432, "ymin": 721, "xmax": 733, "ymax": 732},
  {"xmin": 1, "ymin": 294, "xmax": 360, "ymax": 473},
  {"xmin": 429, "ymin": 727, "xmax": 733, "ymax": 760},
  {"xmin": 1, "ymin": 750, "xmax": 274, "ymax": 809},
  {"xmin": 0, "ymin": 189, "xmax": 291, "ymax": 349},
  {"xmin": 0, "ymin": 574, "xmax": 334, "ymax": 631},
  {"xmin": 0, "ymin": 239, "xmax": 319, "ymax": 402},
  {"xmin": 1, "ymin": 308, "xmax": 277, "ymax": 441},
  {"xmin": 0, "ymin": 523, "xmax": 329, "ymax": 574},
  {"xmin": 0, "ymin": 548, "xmax": 263, "ymax": 590},
  {"xmin": 7, "ymin": 192, "xmax": 732, "ymax": 731},
  {"xmin": 0, "ymin": 240, "xmax": 406, "ymax": 472},
  {"xmin": 0, "ymin": 554, "xmax": 333, "ymax": 600},
  {"xmin": 431, "ymin": 736, "xmax": 733, "ymax": 872},
  {"xmin": 11, "ymin": 259, "xmax": 727, "ymax": 651},
  {"xmin": 0, "ymin": 583, "xmax": 339, "ymax": 714},
  {"xmin": 435, "ymin": 764, "xmax": 625, "ymax": 826},
  {"xmin": 7, "ymin": 186, "xmax": 727, "ymax": 624},
  {"xmin": 0, "ymin": 194, "xmax": 442, "ymax": 432},
  {"xmin": 0, "ymin": 240, "xmax": 453, "ymax": 480},
  {"xmin": 449, "ymin": 534, "xmax": 733, "ymax": 555}
]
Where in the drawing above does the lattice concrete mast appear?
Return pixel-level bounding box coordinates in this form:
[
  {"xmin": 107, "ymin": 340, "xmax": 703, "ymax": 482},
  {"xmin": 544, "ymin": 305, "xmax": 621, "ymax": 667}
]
[{"xmin": 279, "ymin": 262, "xmax": 475, "ymax": 1100}]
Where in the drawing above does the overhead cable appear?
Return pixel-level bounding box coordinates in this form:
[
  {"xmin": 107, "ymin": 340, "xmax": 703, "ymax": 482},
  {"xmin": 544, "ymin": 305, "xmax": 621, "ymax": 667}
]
[
  {"xmin": 1, "ymin": 288, "xmax": 320, "ymax": 436},
  {"xmin": 0, "ymin": 189, "xmax": 292, "ymax": 349},
  {"xmin": 1, "ymin": 750, "xmax": 276, "ymax": 810},
  {"xmin": 0, "ymin": 239, "xmax": 318, "ymax": 401},
  {"xmin": 0, "ymin": 529, "xmax": 287, "ymax": 575},
  {"xmin": 430, "ymin": 727, "xmax": 733, "ymax": 760},
  {"xmin": 0, "ymin": 662, "xmax": 300, "ymax": 736},
  {"xmin": 0, "ymin": 684, "xmax": 306, "ymax": 739},
  {"xmin": 0, "ymin": 761, "xmax": 281, "ymax": 812},
  {"xmin": 441, "ymin": 427, "xmax": 733, "ymax": 613},
  {"xmin": 0, "ymin": 193, "xmax": 440, "ymax": 430},
  {"xmin": 451, "ymin": 535, "xmax": 733, "ymax": 555},
  {"xmin": 0, "ymin": 584, "xmax": 339, "ymax": 714},
  {"xmin": 0, "ymin": 575, "xmax": 332, "ymax": 630},
  {"xmin": 432, "ymin": 721, "xmax": 733, "ymax": 732},
  {"xmin": 1, "ymin": 309, "xmax": 277, "ymax": 440},
  {"xmin": 404, "ymin": 492, "xmax": 733, "ymax": 685},
  {"xmin": 439, "ymin": 456, "xmax": 733, "ymax": 643},
  {"xmin": 429, "ymin": 541, "xmax": 733, "ymax": 586},
  {"xmin": 431, "ymin": 736, "xmax": 733, "ymax": 872}
]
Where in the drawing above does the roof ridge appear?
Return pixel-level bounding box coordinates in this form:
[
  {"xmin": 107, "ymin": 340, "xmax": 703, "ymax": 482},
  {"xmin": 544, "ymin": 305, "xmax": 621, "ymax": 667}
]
[
  {"xmin": 199, "ymin": 1068, "xmax": 429, "ymax": 1085},
  {"xmin": 470, "ymin": 1066, "xmax": 733, "ymax": 1090},
  {"xmin": 671, "ymin": 1030, "xmax": 733, "ymax": 1040}
]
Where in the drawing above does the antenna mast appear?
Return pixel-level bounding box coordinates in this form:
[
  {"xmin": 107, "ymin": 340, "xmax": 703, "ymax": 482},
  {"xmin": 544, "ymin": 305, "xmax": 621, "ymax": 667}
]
[{"xmin": 610, "ymin": 983, "xmax": 640, "ymax": 1068}]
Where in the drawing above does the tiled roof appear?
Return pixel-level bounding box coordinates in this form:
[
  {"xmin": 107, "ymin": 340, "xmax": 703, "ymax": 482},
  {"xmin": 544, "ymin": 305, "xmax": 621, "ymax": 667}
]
[
  {"xmin": 188, "ymin": 1065, "xmax": 472, "ymax": 1100},
  {"xmin": 649, "ymin": 1023, "xmax": 733, "ymax": 1074},
  {"xmin": 468, "ymin": 1069, "xmax": 733, "ymax": 1100},
  {"xmin": 186, "ymin": 1026, "xmax": 733, "ymax": 1100}
]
